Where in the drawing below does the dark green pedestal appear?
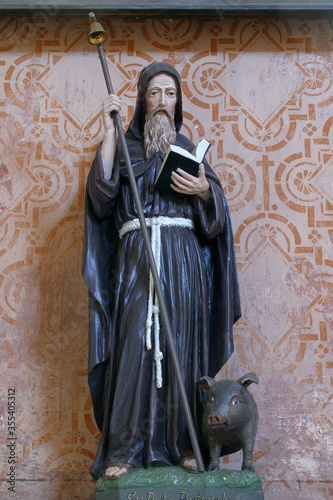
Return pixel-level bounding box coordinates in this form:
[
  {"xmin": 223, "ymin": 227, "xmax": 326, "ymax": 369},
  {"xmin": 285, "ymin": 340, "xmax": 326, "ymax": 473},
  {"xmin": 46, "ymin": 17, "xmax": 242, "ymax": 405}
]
[{"xmin": 95, "ymin": 466, "xmax": 264, "ymax": 500}]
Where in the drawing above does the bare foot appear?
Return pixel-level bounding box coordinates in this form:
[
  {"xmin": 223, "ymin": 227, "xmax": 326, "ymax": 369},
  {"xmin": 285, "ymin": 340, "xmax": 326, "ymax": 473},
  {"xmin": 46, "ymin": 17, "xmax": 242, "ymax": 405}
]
[
  {"xmin": 105, "ymin": 464, "xmax": 133, "ymax": 479},
  {"xmin": 181, "ymin": 457, "xmax": 198, "ymax": 471}
]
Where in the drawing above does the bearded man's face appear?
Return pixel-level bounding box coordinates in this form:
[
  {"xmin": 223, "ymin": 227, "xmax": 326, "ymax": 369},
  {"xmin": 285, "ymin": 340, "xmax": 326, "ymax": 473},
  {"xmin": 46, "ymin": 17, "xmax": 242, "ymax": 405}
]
[{"xmin": 144, "ymin": 73, "xmax": 177, "ymax": 159}]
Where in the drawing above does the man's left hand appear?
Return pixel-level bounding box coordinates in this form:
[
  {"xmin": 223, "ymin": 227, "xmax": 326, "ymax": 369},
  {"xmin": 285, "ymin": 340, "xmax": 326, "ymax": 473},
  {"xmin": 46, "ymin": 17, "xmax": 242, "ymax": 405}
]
[{"xmin": 171, "ymin": 163, "xmax": 211, "ymax": 201}]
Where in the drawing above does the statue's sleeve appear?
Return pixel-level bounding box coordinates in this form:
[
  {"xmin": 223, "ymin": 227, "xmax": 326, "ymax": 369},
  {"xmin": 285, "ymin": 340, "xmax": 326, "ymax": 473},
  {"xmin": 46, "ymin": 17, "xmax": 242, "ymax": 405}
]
[
  {"xmin": 193, "ymin": 175, "xmax": 226, "ymax": 239},
  {"xmin": 86, "ymin": 143, "xmax": 120, "ymax": 219}
]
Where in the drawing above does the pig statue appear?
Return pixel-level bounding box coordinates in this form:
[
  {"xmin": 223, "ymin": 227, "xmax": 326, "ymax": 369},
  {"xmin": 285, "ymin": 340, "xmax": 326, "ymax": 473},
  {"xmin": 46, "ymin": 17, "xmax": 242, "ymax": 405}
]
[{"xmin": 198, "ymin": 373, "xmax": 259, "ymax": 472}]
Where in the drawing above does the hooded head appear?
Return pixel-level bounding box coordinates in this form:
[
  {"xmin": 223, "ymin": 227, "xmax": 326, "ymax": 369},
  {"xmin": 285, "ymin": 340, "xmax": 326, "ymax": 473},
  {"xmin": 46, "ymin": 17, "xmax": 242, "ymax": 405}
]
[{"xmin": 128, "ymin": 62, "xmax": 183, "ymax": 139}]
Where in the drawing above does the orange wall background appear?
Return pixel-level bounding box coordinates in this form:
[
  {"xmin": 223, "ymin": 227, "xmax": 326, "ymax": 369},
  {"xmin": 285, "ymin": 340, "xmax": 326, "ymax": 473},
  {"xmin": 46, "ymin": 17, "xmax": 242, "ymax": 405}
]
[{"xmin": 0, "ymin": 15, "xmax": 332, "ymax": 500}]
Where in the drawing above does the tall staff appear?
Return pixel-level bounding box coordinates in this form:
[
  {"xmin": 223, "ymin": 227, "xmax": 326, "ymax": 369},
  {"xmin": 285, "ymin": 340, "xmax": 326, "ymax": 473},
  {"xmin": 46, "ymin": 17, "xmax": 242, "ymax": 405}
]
[{"xmin": 87, "ymin": 12, "xmax": 205, "ymax": 473}]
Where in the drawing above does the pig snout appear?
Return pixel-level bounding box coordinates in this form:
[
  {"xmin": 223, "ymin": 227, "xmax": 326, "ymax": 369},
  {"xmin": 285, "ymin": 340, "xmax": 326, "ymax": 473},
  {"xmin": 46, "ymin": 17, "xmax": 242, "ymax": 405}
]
[{"xmin": 207, "ymin": 412, "xmax": 225, "ymax": 427}]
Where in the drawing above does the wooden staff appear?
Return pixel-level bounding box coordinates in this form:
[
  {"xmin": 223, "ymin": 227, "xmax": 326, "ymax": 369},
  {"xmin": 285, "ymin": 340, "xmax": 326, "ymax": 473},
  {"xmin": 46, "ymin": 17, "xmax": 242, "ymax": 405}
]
[{"xmin": 87, "ymin": 12, "xmax": 205, "ymax": 472}]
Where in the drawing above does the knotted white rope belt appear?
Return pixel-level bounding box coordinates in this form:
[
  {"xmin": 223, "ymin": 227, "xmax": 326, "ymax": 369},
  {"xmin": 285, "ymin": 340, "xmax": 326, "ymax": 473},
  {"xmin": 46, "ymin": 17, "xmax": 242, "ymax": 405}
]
[{"xmin": 119, "ymin": 216, "xmax": 194, "ymax": 388}]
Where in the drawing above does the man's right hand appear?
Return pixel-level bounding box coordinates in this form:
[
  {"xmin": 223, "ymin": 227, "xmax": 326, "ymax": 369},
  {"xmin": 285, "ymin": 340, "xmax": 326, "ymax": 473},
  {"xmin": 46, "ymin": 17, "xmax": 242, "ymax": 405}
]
[
  {"xmin": 102, "ymin": 94, "xmax": 122, "ymax": 132},
  {"xmin": 101, "ymin": 95, "xmax": 122, "ymax": 179}
]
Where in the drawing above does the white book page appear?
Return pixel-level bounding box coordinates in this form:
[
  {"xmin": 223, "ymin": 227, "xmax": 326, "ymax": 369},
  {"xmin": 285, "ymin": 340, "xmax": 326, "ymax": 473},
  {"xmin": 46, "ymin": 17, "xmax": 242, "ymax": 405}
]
[
  {"xmin": 191, "ymin": 139, "xmax": 210, "ymax": 162},
  {"xmin": 169, "ymin": 144, "xmax": 198, "ymax": 162}
]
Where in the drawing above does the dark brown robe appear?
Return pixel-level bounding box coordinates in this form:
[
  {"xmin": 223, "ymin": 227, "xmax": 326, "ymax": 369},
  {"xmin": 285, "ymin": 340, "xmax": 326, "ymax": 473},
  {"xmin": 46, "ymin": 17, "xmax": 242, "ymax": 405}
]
[{"xmin": 82, "ymin": 62, "xmax": 241, "ymax": 478}]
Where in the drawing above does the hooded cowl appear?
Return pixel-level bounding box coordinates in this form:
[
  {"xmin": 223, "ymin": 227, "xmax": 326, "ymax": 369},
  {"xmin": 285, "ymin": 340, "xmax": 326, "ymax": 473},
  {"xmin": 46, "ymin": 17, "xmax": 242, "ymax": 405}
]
[{"xmin": 127, "ymin": 62, "xmax": 183, "ymax": 139}]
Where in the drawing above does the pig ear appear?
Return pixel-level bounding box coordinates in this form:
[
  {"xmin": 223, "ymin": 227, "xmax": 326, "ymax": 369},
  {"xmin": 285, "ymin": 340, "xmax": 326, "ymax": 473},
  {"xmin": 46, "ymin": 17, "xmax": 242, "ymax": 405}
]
[
  {"xmin": 198, "ymin": 376, "xmax": 214, "ymax": 393},
  {"xmin": 237, "ymin": 372, "xmax": 259, "ymax": 389}
]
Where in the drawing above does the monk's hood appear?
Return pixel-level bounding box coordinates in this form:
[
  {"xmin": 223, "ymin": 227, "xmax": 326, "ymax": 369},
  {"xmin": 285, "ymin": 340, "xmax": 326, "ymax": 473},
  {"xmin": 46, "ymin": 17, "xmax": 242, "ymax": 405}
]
[{"xmin": 127, "ymin": 62, "xmax": 183, "ymax": 140}]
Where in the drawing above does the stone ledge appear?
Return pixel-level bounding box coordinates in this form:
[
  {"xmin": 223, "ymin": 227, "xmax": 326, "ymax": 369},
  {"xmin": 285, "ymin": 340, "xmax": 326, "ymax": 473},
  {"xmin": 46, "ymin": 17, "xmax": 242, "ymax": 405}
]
[{"xmin": 95, "ymin": 466, "xmax": 264, "ymax": 500}]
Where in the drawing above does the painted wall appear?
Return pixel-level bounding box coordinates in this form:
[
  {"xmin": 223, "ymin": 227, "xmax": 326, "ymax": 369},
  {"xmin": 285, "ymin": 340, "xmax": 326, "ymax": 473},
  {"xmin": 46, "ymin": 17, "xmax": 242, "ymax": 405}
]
[{"xmin": 0, "ymin": 15, "xmax": 332, "ymax": 500}]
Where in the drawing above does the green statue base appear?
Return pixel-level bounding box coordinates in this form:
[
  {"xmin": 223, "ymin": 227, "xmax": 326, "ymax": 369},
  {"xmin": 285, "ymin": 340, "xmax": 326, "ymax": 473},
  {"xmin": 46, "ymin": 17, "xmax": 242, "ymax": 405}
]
[{"xmin": 95, "ymin": 465, "xmax": 264, "ymax": 500}]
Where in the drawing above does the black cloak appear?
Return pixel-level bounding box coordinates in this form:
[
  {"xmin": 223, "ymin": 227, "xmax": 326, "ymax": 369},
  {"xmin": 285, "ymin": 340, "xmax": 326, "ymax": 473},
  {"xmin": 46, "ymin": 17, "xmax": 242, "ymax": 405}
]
[{"xmin": 82, "ymin": 62, "xmax": 241, "ymax": 478}]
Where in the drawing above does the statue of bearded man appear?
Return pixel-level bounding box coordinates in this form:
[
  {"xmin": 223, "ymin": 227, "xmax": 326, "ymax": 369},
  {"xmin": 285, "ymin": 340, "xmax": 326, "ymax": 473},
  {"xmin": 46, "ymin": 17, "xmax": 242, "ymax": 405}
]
[{"xmin": 82, "ymin": 62, "xmax": 241, "ymax": 480}]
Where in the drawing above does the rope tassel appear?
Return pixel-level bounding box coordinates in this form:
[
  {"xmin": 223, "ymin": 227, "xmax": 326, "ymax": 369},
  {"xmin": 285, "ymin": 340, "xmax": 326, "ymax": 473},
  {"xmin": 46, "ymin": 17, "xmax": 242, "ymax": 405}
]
[{"xmin": 119, "ymin": 216, "xmax": 194, "ymax": 387}]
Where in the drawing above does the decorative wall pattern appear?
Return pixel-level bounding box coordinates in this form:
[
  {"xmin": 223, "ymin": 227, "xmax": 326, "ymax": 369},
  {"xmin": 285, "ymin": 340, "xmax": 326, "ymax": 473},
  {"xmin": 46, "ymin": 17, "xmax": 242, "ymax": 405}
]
[{"xmin": 0, "ymin": 15, "xmax": 332, "ymax": 500}]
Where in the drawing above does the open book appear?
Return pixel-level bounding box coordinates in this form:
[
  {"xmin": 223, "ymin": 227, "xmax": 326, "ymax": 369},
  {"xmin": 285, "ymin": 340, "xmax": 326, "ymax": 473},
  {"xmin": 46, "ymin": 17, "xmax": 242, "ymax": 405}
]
[{"xmin": 155, "ymin": 139, "xmax": 211, "ymax": 197}]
